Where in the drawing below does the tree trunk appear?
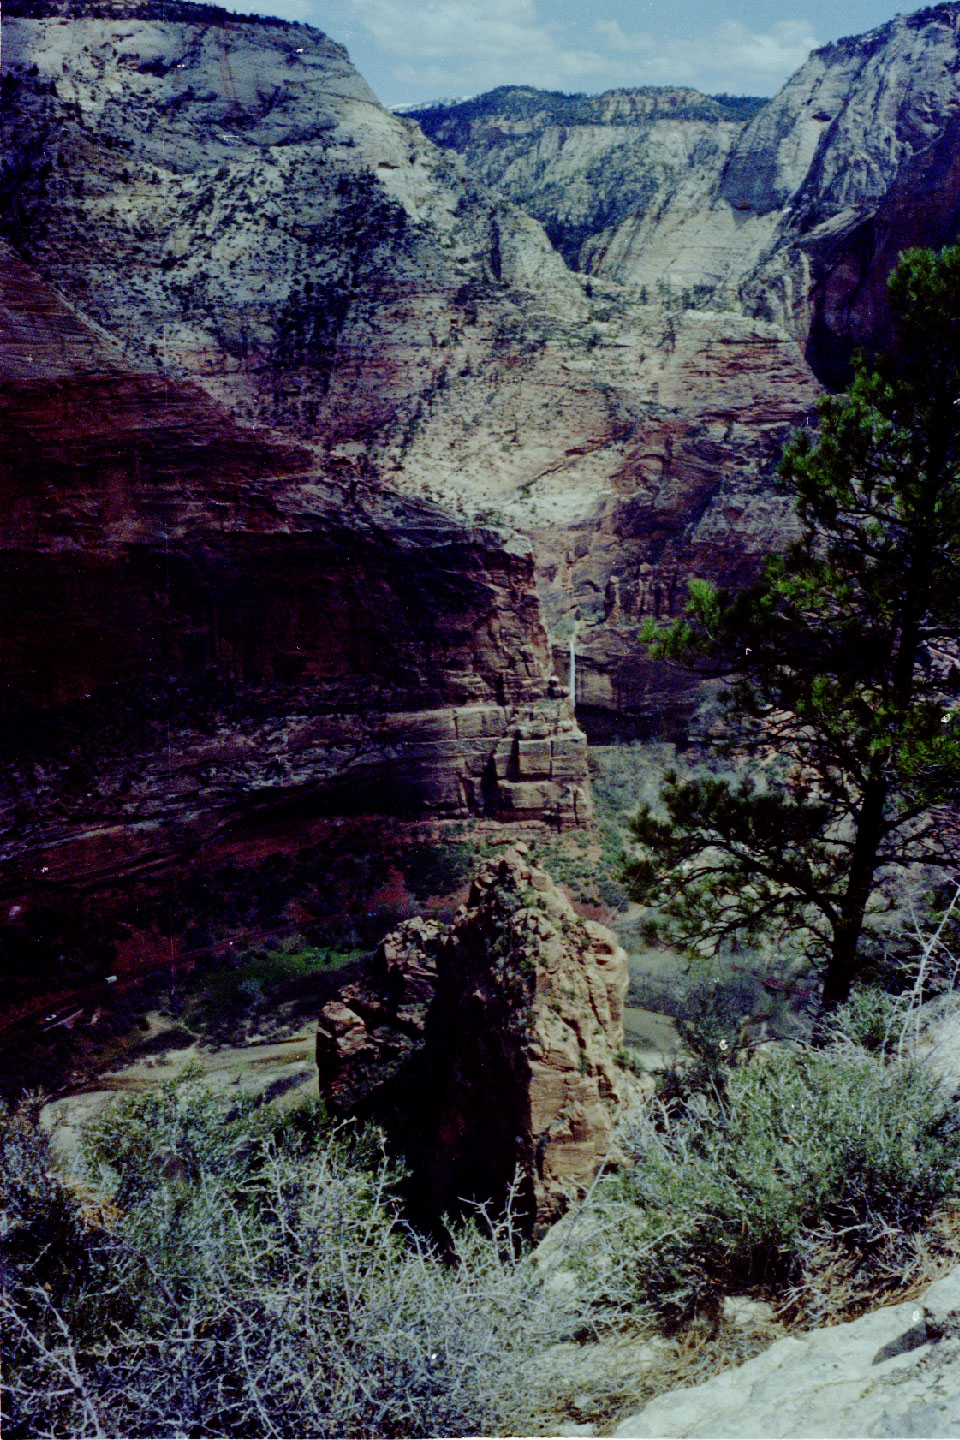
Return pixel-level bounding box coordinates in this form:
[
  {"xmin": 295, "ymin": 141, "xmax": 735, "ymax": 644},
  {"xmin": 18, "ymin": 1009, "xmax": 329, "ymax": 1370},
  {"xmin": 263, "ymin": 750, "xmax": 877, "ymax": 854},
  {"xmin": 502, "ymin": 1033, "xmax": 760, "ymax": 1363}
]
[{"xmin": 821, "ymin": 772, "xmax": 888, "ymax": 1010}]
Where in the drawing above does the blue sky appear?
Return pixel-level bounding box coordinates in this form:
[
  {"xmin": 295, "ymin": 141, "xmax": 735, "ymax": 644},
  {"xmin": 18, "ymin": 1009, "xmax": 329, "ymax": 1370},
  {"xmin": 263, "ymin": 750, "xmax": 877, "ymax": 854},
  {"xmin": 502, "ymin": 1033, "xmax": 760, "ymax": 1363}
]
[{"xmin": 229, "ymin": 0, "xmax": 925, "ymax": 105}]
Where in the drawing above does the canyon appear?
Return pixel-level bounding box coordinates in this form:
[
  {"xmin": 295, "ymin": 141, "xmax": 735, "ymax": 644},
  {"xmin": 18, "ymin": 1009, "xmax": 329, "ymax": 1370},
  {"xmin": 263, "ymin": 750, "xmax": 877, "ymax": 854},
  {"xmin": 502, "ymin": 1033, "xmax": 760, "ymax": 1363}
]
[
  {"xmin": 6, "ymin": 2, "xmax": 960, "ymax": 1430},
  {"xmin": 4, "ymin": 0, "xmax": 960, "ymax": 1081},
  {"xmin": 413, "ymin": 7, "xmax": 960, "ymax": 382}
]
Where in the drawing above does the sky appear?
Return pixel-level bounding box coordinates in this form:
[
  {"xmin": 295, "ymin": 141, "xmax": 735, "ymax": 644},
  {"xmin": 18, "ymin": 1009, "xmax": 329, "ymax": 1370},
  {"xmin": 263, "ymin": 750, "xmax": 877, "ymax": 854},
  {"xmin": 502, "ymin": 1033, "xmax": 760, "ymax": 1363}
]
[{"xmin": 227, "ymin": 0, "xmax": 926, "ymax": 106}]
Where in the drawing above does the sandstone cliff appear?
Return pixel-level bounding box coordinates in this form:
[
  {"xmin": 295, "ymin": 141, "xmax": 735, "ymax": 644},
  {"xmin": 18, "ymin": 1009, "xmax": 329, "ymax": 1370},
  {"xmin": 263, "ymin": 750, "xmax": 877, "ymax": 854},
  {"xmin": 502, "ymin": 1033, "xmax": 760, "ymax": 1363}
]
[
  {"xmin": 0, "ymin": 239, "xmax": 591, "ymax": 1013},
  {"xmin": 316, "ymin": 847, "xmax": 631, "ymax": 1229},
  {"xmin": 420, "ymin": 9, "xmax": 960, "ymax": 387},
  {"xmin": 410, "ymin": 86, "xmax": 764, "ymax": 272},
  {"xmin": 12, "ymin": 1, "xmax": 960, "ymax": 746},
  {"xmin": 1, "ymin": 0, "xmax": 823, "ymax": 740},
  {"xmin": 0, "ymin": 0, "xmax": 585, "ymax": 461}
]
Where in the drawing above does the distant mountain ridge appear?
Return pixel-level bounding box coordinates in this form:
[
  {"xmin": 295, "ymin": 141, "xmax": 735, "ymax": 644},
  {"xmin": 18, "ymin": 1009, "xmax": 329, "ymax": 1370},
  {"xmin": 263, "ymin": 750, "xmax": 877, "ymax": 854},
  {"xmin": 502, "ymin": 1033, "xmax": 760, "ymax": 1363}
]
[
  {"xmin": 408, "ymin": 85, "xmax": 767, "ymax": 268},
  {"xmin": 409, "ymin": 5, "xmax": 960, "ymax": 381}
]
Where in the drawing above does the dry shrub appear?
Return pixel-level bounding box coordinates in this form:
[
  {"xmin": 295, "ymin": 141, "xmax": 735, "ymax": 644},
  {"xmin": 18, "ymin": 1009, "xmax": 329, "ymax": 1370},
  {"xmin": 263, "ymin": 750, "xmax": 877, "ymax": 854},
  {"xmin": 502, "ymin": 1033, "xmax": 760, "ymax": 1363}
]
[
  {"xmin": 2, "ymin": 1077, "xmax": 592, "ymax": 1439},
  {"xmin": 581, "ymin": 1017, "xmax": 960, "ymax": 1334}
]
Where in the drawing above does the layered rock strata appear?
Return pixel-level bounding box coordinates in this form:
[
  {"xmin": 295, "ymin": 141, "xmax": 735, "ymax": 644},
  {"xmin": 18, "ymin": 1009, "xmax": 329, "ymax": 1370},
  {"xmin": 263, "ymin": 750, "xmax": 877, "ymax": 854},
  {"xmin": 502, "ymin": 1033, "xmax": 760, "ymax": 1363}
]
[
  {"xmin": 19, "ymin": 3, "xmax": 960, "ymax": 739},
  {"xmin": 317, "ymin": 848, "xmax": 631, "ymax": 1229},
  {"xmin": 1, "ymin": 0, "xmax": 821, "ymax": 740},
  {"xmin": 409, "ymin": 87, "xmax": 764, "ymax": 272},
  {"xmin": 0, "ymin": 241, "xmax": 590, "ymax": 1008},
  {"xmin": 420, "ymin": 10, "xmax": 960, "ymax": 385}
]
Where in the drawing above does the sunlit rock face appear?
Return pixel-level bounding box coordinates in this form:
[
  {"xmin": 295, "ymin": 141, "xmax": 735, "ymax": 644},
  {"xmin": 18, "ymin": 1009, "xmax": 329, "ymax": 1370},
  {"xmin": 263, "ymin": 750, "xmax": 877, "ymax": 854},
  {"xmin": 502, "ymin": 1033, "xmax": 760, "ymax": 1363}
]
[
  {"xmin": 0, "ymin": 0, "xmax": 820, "ymax": 744},
  {"xmin": 317, "ymin": 848, "xmax": 631, "ymax": 1231},
  {"xmin": 409, "ymin": 87, "xmax": 765, "ymax": 273},
  {"xmin": 420, "ymin": 9, "xmax": 960, "ymax": 385}
]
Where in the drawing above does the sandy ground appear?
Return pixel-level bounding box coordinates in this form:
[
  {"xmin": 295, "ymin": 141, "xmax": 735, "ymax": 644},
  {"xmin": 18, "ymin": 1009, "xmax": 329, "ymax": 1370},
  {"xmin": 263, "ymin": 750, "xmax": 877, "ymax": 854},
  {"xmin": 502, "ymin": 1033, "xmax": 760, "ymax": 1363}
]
[
  {"xmin": 41, "ymin": 1012, "xmax": 319, "ymax": 1170},
  {"xmin": 622, "ymin": 1004, "xmax": 682, "ymax": 1069}
]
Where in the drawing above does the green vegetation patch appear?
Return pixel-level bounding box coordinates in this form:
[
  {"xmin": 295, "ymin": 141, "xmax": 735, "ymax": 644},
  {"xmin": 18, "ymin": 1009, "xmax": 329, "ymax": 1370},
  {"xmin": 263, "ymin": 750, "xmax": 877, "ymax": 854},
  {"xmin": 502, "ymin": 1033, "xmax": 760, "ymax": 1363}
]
[
  {"xmin": 2, "ymin": 1076, "xmax": 591, "ymax": 1438},
  {"xmin": 586, "ymin": 1019, "xmax": 960, "ymax": 1331}
]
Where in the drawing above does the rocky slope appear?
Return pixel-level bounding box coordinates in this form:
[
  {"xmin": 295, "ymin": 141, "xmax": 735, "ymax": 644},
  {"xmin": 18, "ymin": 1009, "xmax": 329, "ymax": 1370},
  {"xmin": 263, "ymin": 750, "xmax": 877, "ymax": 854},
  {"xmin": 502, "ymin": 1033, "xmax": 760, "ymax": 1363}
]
[
  {"xmin": 0, "ymin": 237, "xmax": 591, "ymax": 1014},
  {"xmin": 613, "ymin": 1264, "xmax": 960, "ymax": 1437},
  {"xmin": 10, "ymin": 1, "xmax": 960, "ymax": 748},
  {"xmin": 317, "ymin": 846, "xmax": 631, "ymax": 1230},
  {"xmin": 410, "ymin": 86, "xmax": 765, "ymax": 272},
  {"xmin": 0, "ymin": 0, "xmax": 585, "ymax": 463}
]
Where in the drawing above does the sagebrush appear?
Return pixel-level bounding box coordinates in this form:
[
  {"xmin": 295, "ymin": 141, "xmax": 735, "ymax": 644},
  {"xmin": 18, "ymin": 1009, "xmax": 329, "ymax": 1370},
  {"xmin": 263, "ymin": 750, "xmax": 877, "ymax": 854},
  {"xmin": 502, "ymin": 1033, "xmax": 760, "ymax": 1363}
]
[
  {"xmin": 2, "ymin": 1076, "xmax": 589, "ymax": 1439},
  {"xmin": 584, "ymin": 1024, "xmax": 960, "ymax": 1330}
]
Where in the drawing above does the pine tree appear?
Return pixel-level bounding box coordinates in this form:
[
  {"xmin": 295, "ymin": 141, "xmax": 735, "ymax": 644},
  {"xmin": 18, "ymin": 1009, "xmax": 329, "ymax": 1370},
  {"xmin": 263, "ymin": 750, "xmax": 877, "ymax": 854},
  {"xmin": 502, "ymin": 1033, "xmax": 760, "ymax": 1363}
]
[{"xmin": 629, "ymin": 244, "xmax": 960, "ymax": 1009}]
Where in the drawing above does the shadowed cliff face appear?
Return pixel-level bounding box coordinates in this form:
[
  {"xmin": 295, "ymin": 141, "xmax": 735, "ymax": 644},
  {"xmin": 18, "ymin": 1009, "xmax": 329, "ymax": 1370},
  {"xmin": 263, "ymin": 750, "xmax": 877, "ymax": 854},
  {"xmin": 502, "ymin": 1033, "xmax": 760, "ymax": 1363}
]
[
  {"xmin": 0, "ymin": 0, "xmax": 823, "ymax": 741},
  {"xmin": 0, "ymin": 242, "xmax": 592, "ymax": 1013}
]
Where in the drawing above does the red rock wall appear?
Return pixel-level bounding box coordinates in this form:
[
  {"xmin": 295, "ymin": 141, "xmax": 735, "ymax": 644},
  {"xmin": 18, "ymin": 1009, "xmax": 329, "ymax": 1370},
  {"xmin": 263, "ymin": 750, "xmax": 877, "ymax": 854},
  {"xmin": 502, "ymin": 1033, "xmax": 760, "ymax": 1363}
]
[{"xmin": 0, "ymin": 249, "xmax": 591, "ymax": 1012}]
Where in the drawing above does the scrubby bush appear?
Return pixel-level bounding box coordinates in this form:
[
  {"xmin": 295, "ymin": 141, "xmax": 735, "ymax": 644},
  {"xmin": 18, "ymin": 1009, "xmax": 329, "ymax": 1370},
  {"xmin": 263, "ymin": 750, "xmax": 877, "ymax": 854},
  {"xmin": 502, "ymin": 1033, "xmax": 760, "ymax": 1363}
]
[
  {"xmin": 820, "ymin": 985, "xmax": 909, "ymax": 1056},
  {"xmin": 586, "ymin": 1025, "xmax": 960, "ymax": 1331},
  {"xmin": 2, "ymin": 1076, "xmax": 588, "ymax": 1438}
]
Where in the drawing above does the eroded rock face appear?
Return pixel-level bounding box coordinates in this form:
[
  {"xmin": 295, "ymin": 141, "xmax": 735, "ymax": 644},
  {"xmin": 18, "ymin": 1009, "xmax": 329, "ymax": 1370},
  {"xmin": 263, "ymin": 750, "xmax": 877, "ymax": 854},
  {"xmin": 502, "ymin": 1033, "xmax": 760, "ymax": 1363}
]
[
  {"xmin": 2, "ymin": 0, "xmax": 826, "ymax": 742},
  {"xmin": 1, "ymin": 0, "xmax": 585, "ymax": 462},
  {"xmin": 421, "ymin": 11, "xmax": 960, "ymax": 387},
  {"xmin": 410, "ymin": 87, "xmax": 764, "ymax": 272},
  {"xmin": 0, "ymin": 241, "xmax": 590, "ymax": 1007},
  {"xmin": 14, "ymin": 1, "xmax": 960, "ymax": 749},
  {"xmin": 317, "ymin": 848, "xmax": 630, "ymax": 1229}
]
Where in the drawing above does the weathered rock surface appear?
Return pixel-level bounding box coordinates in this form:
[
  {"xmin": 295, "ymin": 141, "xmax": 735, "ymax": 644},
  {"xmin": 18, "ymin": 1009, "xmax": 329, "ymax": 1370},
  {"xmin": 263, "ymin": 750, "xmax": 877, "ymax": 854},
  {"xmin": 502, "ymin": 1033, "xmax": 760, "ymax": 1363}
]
[
  {"xmin": 421, "ymin": 9, "xmax": 960, "ymax": 388},
  {"xmin": 1, "ymin": 0, "xmax": 821, "ymax": 739},
  {"xmin": 0, "ymin": 238, "xmax": 590, "ymax": 1007},
  {"xmin": 1, "ymin": 0, "xmax": 586, "ymax": 464},
  {"xmin": 317, "ymin": 848, "xmax": 631, "ymax": 1228},
  {"xmin": 613, "ymin": 1264, "xmax": 960, "ymax": 1438},
  {"xmin": 619, "ymin": 1, "xmax": 960, "ymax": 375},
  {"xmin": 410, "ymin": 87, "xmax": 764, "ymax": 272},
  {"xmin": 10, "ymin": 0, "xmax": 960, "ymax": 744}
]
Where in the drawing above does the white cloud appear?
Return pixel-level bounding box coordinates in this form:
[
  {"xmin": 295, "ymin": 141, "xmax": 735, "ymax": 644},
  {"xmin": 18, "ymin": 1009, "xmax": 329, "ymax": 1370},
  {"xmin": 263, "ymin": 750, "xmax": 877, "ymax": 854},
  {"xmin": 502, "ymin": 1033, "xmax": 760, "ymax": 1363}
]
[
  {"xmin": 708, "ymin": 19, "xmax": 818, "ymax": 84},
  {"xmin": 326, "ymin": 0, "xmax": 629, "ymax": 93},
  {"xmin": 269, "ymin": 1, "xmax": 819, "ymax": 104},
  {"xmin": 587, "ymin": 17, "xmax": 819, "ymax": 94},
  {"xmin": 594, "ymin": 18, "xmax": 653, "ymax": 55}
]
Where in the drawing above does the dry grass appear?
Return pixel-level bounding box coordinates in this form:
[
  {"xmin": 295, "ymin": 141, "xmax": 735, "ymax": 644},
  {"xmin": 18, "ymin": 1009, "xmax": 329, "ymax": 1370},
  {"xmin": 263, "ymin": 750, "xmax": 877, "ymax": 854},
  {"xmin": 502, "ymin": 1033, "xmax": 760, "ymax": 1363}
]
[{"xmin": 774, "ymin": 1200, "xmax": 960, "ymax": 1329}]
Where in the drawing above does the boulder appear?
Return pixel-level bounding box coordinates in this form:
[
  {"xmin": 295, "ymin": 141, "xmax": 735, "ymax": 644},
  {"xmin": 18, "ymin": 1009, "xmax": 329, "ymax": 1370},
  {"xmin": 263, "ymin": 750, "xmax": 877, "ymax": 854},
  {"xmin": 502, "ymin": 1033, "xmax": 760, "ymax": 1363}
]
[{"xmin": 613, "ymin": 1264, "xmax": 960, "ymax": 1438}]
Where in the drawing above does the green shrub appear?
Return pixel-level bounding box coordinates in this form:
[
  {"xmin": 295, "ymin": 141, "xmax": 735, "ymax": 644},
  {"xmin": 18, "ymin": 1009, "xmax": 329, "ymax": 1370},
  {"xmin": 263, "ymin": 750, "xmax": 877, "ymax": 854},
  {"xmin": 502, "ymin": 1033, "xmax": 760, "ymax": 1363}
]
[
  {"xmin": 821, "ymin": 986, "xmax": 909, "ymax": 1056},
  {"xmin": 3, "ymin": 1076, "xmax": 589, "ymax": 1438},
  {"xmin": 653, "ymin": 975, "xmax": 768, "ymax": 1104},
  {"xmin": 587, "ymin": 1036, "xmax": 960, "ymax": 1330}
]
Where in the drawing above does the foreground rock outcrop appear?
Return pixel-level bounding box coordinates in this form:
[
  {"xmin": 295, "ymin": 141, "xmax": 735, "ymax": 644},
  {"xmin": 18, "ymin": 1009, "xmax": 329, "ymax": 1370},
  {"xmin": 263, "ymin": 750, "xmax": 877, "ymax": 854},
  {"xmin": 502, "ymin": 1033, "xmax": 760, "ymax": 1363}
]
[
  {"xmin": 613, "ymin": 1264, "xmax": 960, "ymax": 1438},
  {"xmin": 317, "ymin": 848, "xmax": 631, "ymax": 1228}
]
